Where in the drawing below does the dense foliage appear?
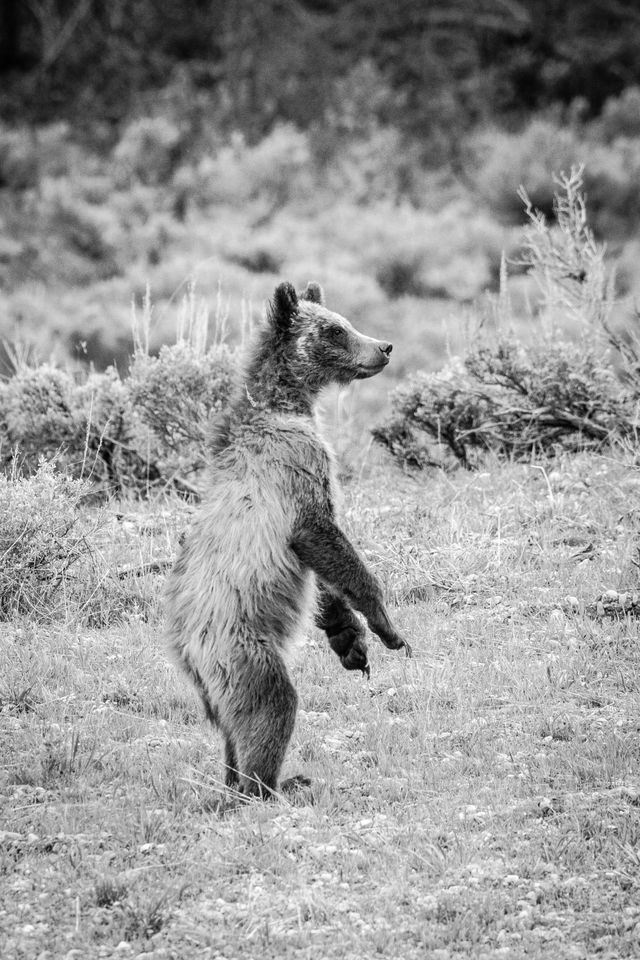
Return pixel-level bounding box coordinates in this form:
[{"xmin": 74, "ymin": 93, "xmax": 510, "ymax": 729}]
[
  {"xmin": 4, "ymin": 3, "xmax": 640, "ymax": 374},
  {"xmin": 2, "ymin": 174, "xmax": 640, "ymax": 486},
  {"xmin": 3, "ymin": 1, "xmax": 640, "ymax": 148}
]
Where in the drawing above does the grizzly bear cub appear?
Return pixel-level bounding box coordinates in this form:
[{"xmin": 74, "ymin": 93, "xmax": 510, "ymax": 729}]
[{"xmin": 164, "ymin": 281, "xmax": 411, "ymax": 798}]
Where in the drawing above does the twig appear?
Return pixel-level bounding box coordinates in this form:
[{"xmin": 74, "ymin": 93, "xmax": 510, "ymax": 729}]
[{"xmin": 116, "ymin": 560, "xmax": 173, "ymax": 580}]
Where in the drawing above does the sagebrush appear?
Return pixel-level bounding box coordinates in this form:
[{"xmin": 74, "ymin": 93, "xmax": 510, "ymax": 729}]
[
  {"xmin": 0, "ymin": 461, "xmax": 93, "ymax": 620},
  {"xmin": 0, "ymin": 292, "xmax": 238, "ymax": 495},
  {"xmin": 374, "ymin": 168, "xmax": 640, "ymax": 469}
]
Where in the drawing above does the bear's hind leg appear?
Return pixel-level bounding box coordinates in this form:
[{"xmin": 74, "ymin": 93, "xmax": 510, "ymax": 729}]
[
  {"xmin": 224, "ymin": 736, "xmax": 239, "ymax": 789},
  {"xmin": 228, "ymin": 653, "xmax": 299, "ymax": 798},
  {"xmin": 176, "ymin": 656, "xmax": 219, "ymax": 727},
  {"xmin": 176, "ymin": 653, "xmax": 240, "ymax": 789}
]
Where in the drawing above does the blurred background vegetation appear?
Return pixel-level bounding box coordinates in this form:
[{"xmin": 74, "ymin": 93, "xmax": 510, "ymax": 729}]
[
  {"xmin": 2, "ymin": 1, "xmax": 640, "ymax": 418},
  {"xmin": 4, "ymin": 1, "xmax": 640, "ymax": 141}
]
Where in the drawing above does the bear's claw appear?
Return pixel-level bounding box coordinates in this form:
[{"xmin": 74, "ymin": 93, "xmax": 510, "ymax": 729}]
[{"xmin": 340, "ymin": 641, "xmax": 370, "ymax": 676}]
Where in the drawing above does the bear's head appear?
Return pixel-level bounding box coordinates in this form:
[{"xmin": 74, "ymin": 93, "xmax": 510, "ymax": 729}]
[
  {"xmin": 267, "ymin": 280, "xmax": 392, "ymax": 388},
  {"xmin": 242, "ymin": 281, "xmax": 393, "ymax": 414}
]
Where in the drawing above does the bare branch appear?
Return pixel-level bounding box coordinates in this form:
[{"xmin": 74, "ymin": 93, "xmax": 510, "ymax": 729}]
[{"xmin": 27, "ymin": 0, "xmax": 93, "ymax": 70}]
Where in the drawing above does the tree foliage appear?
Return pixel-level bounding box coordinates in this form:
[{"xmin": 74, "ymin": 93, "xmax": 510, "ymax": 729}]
[{"xmin": 3, "ymin": 1, "xmax": 640, "ymax": 141}]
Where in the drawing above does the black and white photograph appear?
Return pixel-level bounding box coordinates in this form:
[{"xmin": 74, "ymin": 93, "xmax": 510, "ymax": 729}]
[{"xmin": 1, "ymin": 3, "xmax": 640, "ymax": 958}]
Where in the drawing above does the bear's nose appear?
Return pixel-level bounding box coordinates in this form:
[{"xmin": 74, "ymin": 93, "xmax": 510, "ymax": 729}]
[{"xmin": 379, "ymin": 342, "xmax": 393, "ymax": 356}]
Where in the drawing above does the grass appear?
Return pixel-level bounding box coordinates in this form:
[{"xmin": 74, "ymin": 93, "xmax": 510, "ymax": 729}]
[{"xmin": 2, "ymin": 447, "xmax": 640, "ymax": 959}]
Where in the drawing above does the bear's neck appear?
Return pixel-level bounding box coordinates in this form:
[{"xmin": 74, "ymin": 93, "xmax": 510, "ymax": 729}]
[
  {"xmin": 241, "ymin": 370, "xmax": 315, "ymax": 417},
  {"xmin": 241, "ymin": 343, "xmax": 322, "ymax": 417}
]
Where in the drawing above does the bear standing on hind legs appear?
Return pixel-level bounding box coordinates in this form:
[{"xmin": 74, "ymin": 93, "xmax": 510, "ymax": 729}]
[{"xmin": 164, "ymin": 281, "xmax": 411, "ymax": 798}]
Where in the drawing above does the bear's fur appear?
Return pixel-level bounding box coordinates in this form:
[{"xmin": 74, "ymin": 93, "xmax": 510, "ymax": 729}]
[{"xmin": 164, "ymin": 281, "xmax": 410, "ymax": 798}]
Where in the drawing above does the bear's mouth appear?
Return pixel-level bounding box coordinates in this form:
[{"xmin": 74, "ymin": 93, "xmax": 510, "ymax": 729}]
[{"xmin": 354, "ymin": 359, "xmax": 389, "ymax": 379}]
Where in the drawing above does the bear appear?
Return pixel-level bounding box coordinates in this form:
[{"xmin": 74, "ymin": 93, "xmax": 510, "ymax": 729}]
[{"xmin": 164, "ymin": 280, "xmax": 411, "ymax": 798}]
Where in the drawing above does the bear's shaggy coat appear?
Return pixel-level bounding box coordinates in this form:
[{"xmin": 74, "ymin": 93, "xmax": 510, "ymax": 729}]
[{"xmin": 164, "ymin": 282, "xmax": 410, "ymax": 797}]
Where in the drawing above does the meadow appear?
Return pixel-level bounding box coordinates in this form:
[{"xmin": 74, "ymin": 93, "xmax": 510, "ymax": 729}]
[
  {"xmin": 3, "ymin": 89, "xmax": 640, "ymax": 958},
  {"xmin": 2, "ymin": 447, "xmax": 640, "ymax": 959}
]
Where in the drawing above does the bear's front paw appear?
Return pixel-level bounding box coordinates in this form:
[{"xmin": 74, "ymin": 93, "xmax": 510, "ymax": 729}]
[
  {"xmin": 340, "ymin": 635, "xmax": 370, "ymax": 678},
  {"xmin": 380, "ymin": 629, "xmax": 412, "ymax": 657},
  {"xmin": 327, "ymin": 621, "xmax": 370, "ymax": 676}
]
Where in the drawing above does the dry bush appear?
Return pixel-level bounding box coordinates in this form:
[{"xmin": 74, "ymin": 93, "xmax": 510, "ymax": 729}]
[
  {"xmin": 0, "ymin": 348, "xmax": 236, "ymax": 494},
  {"xmin": 473, "ymin": 116, "xmax": 640, "ymax": 239},
  {"xmin": 197, "ymin": 124, "xmax": 313, "ymax": 209},
  {"xmin": 0, "ymin": 362, "xmax": 152, "ymax": 492},
  {"xmin": 0, "ymin": 459, "xmax": 171, "ymax": 625},
  {"xmin": 374, "ymin": 169, "xmax": 640, "ymax": 469},
  {"xmin": 375, "ymin": 342, "xmax": 633, "ymax": 469},
  {"xmin": 128, "ymin": 342, "xmax": 236, "ymax": 482},
  {"xmin": 39, "ymin": 177, "xmax": 125, "ymax": 283},
  {"xmin": 126, "ymin": 286, "xmax": 238, "ymax": 486},
  {"xmin": 0, "ymin": 461, "xmax": 94, "ymax": 620},
  {"xmin": 597, "ymin": 86, "xmax": 640, "ymax": 142},
  {"xmin": 112, "ymin": 116, "xmax": 183, "ymax": 187},
  {"xmin": 356, "ymin": 198, "xmax": 508, "ymax": 303},
  {"xmin": 0, "ymin": 288, "xmax": 239, "ymax": 495}
]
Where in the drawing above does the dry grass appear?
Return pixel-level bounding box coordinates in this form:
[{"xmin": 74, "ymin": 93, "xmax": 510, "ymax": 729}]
[{"xmin": 2, "ymin": 447, "xmax": 640, "ymax": 958}]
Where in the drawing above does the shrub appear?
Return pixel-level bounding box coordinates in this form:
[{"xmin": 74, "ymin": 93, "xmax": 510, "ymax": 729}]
[
  {"xmin": 200, "ymin": 125, "xmax": 313, "ymax": 208},
  {"xmin": 312, "ymin": 60, "xmax": 447, "ymax": 201},
  {"xmin": 128, "ymin": 341, "xmax": 236, "ymax": 482},
  {"xmin": 0, "ymin": 352, "xmax": 236, "ymax": 495},
  {"xmin": 375, "ymin": 341, "xmax": 631, "ymax": 469},
  {"xmin": 597, "ymin": 87, "xmax": 640, "ymax": 143},
  {"xmin": 473, "ymin": 117, "xmax": 640, "ymax": 238},
  {"xmin": 515, "ymin": 167, "xmax": 610, "ymax": 329},
  {"xmin": 0, "ymin": 288, "xmax": 240, "ymax": 495},
  {"xmin": 373, "ymin": 169, "xmax": 639, "ymax": 469},
  {"xmin": 472, "ymin": 120, "xmax": 581, "ymax": 223},
  {"xmin": 0, "ymin": 364, "xmax": 103, "ymax": 473},
  {"xmin": 0, "ymin": 122, "xmax": 75, "ymax": 191},
  {"xmin": 125, "ymin": 285, "xmax": 239, "ymax": 487},
  {"xmin": 224, "ymin": 244, "xmax": 282, "ymax": 274},
  {"xmin": 319, "ymin": 124, "xmax": 418, "ymax": 206},
  {"xmin": 0, "ymin": 125, "xmax": 39, "ymax": 190},
  {"xmin": 0, "ymin": 461, "xmax": 94, "ymax": 620},
  {"xmin": 0, "ymin": 362, "xmax": 163, "ymax": 493},
  {"xmin": 2, "ymin": 365, "xmax": 125, "ymax": 488},
  {"xmin": 375, "ymin": 247, "xmax": 426, "ymax": 299},
  {"xmin": 113, "ymin": 116, "xmax": 183, "ymax": 187},
  {"xmin": 0, "ymin": 459, "xmax": 164, "ymax": 625},
  {"xmin": 355, "ymin": 199, "xmax": 505, "ymax": 303},
  {"xmin": 40, "ymin": 178, "xmax": 124, "ymax": 282}
]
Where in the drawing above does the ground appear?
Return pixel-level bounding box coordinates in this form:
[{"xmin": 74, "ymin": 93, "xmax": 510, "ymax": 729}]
[{"xmin": 1, "ymin": 449, "xmax": 640, "ymax": 959}]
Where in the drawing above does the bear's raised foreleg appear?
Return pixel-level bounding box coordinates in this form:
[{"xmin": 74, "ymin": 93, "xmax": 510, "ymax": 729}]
[
  {"xmin": 291, "ymin": 519, "xmax": 412, "ymax": 657},
  {"xmin": 315, "ymin": 585, "xmax": 370, "ymax": 676}
]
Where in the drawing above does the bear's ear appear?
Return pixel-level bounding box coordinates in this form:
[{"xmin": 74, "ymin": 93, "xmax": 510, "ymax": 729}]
[
  {"xmin": 301, "ymin": 281, "xmax": 325, "ymax": 305},
  {"xmin": 269, "ymin": 281, "xmax": 298, "ymax": 331}
]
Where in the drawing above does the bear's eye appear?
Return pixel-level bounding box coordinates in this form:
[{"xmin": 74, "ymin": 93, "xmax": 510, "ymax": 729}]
[{"xmin": 327, "ymin": 325, "xmax": 347, "ymax": 347}]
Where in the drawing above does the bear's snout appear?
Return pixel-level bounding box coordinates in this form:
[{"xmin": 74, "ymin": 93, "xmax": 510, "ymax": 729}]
[{"xmin": 378, "ymin": 342, "xmax": 392, "ymax": 357}]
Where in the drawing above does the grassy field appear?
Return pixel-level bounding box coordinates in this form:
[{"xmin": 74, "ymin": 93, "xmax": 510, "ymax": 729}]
[{"xmin": 2, "ymin": 443, "xmax": 640, "ymax": 960}]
